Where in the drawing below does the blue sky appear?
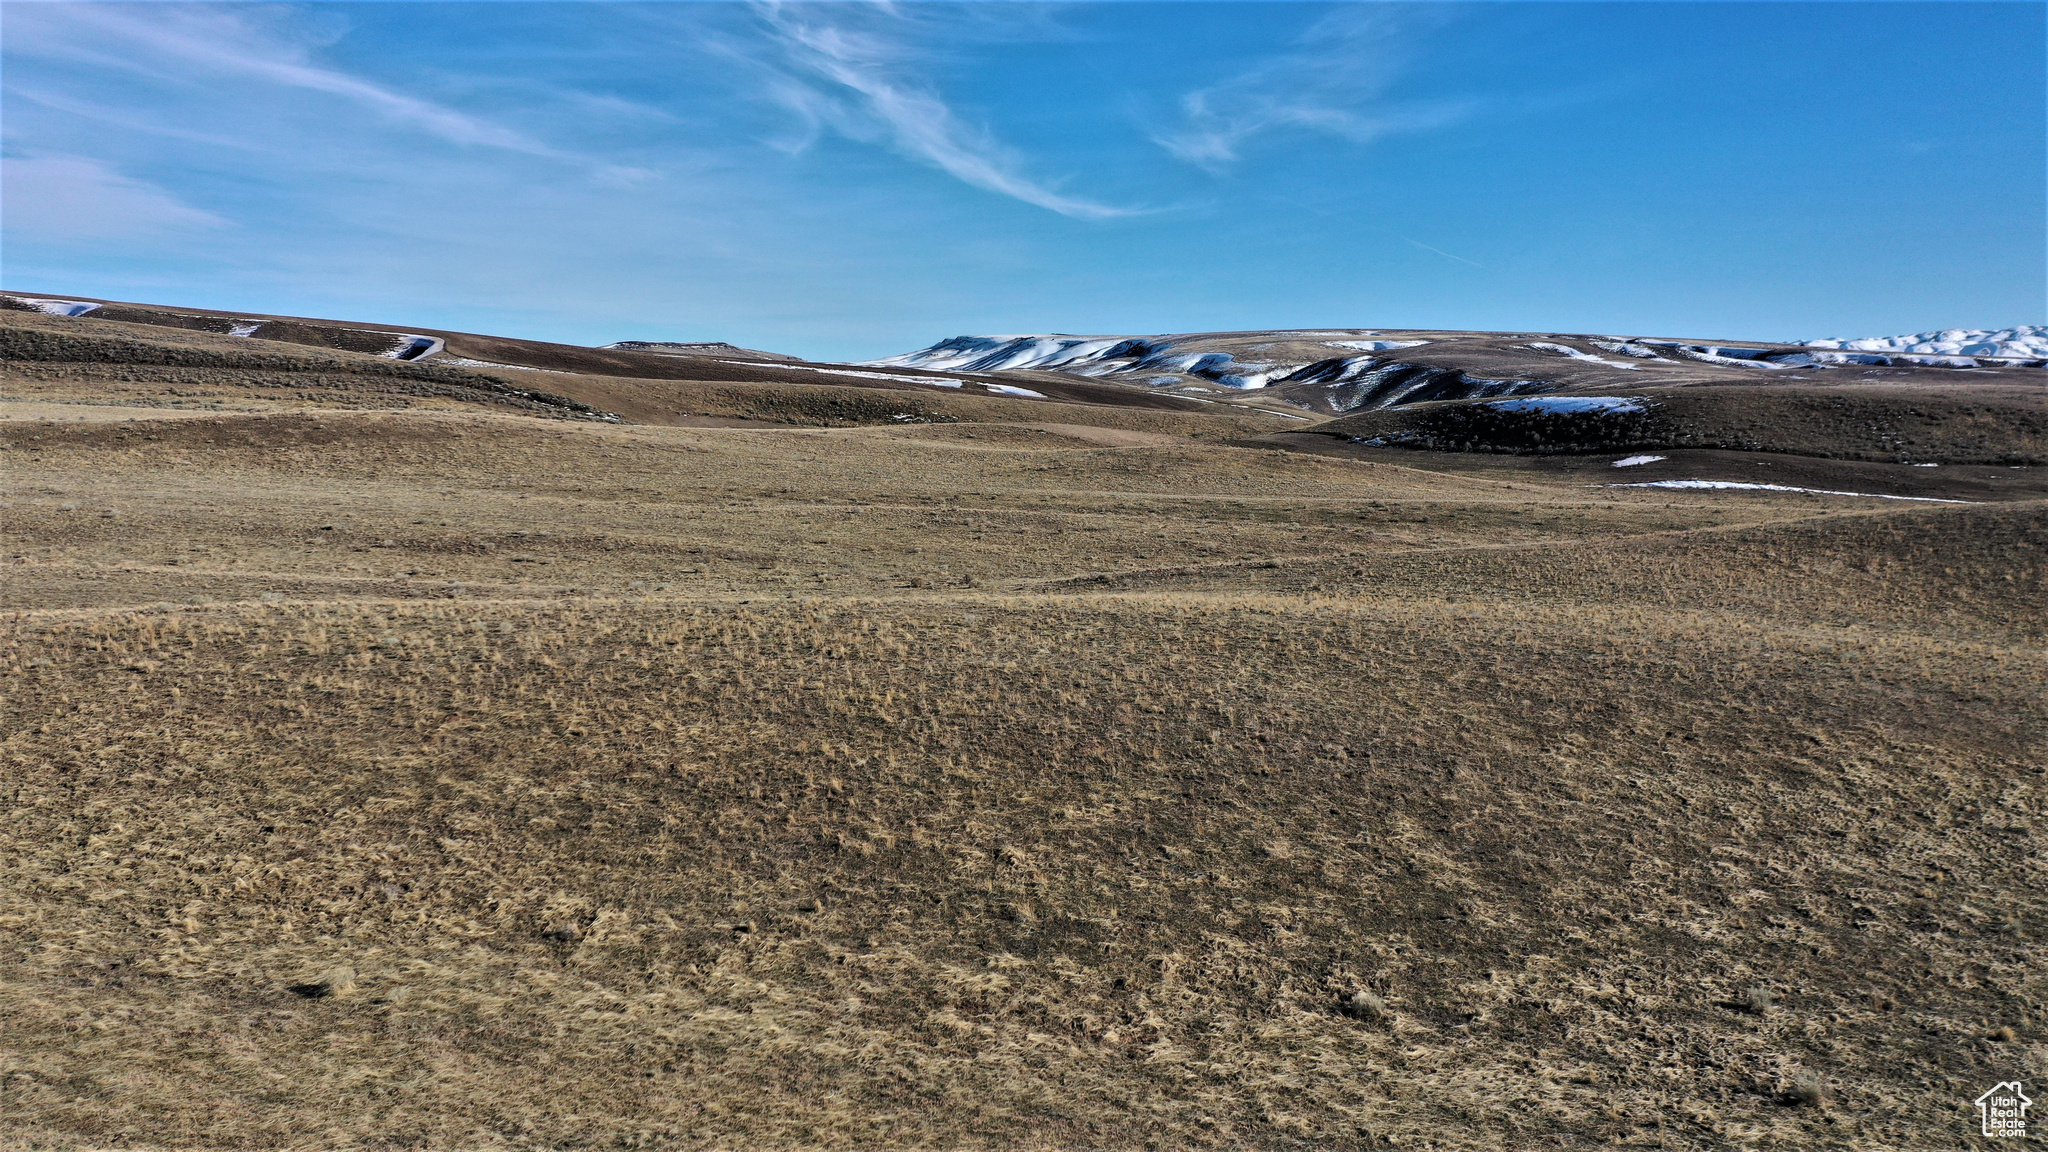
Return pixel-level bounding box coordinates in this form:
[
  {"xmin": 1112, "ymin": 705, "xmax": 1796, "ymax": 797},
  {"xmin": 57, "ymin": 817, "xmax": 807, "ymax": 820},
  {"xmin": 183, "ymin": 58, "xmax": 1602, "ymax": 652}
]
[{"xmin": 2, "ymin": 1, "xmax": 2041, "ymax": 360}]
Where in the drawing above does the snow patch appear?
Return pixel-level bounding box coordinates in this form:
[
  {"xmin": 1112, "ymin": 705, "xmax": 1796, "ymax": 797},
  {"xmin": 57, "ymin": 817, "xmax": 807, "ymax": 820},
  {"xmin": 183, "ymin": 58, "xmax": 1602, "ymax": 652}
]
[
  {"xmin": 981, "ymin": 384, "xmax": 1046, "ymax": 398},
  {"xmin": 227, "ymin": 322, "xmax": 263, "ymax": 337},
  {"xmin": 1215, "ymin": 364, "xmax": 1296, "ymax": 389},
  {"xmin": 1606, "ymin": 480, "xmax": 1967, "ymax": 503},
  {"xmin": 438, "ymin": 357, "xmax": 570, "ymax": 374},
  {"xmin": 5, "ymin": 295, "xmax": 101, "ymax": 317},
  {"xmin": 381, "ymin": 335, "xmax": 443, "ymax": 361},
  {"xmin": 1327, "ymin": 339, "xmax": 1427, "ymax": 353},
  {"xmin": 732, "ymin": 361, "xmax": 970, "ymax": 388},
  {"xmin": 1589, "ymin": 340, "xmax": 1669, "ymax": 361},
  {"xmin": 1611, "ymin": 455, "xmax": 1666, "ymax": 467},
  {"xmin": 1523, "ymin": 342, "xmax": 1641, "ymax": 370},
  {"xmin": 1487, "ymin": 396, "xmax": 1645, "ymax": 414}
]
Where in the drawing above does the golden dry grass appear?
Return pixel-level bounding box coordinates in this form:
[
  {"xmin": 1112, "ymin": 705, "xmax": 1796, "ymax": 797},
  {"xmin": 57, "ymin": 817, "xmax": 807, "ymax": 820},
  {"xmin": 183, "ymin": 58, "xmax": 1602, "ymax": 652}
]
[{"xmin": 2, "ymin": 347, "xmax": 2044, "ymax": 1150}]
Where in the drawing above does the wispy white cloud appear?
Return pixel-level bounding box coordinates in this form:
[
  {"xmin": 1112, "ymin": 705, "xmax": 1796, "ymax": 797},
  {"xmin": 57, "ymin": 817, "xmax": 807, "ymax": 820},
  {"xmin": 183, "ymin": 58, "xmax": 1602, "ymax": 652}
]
[
  {"xmin": 2, "ymin": 153, "xmax": 225, "ymax": 240},
  {"xmin": 749, "ymin": 3, "xmax": 1132, "ymax": 221},
  {"xmin": 2, "ymin": 84, "xmax": 259, "ymax": 152},
  {"xmin": 1153, "ymin": 8, "xmax": 1472, "ymax": 172},
  {"xmin": 1391, "ymin": 230, "xmax": 1484, "ymax": 268},
  {"xmin": 2, "ymin": 4, "xmax": 643, "ymax": 180}
]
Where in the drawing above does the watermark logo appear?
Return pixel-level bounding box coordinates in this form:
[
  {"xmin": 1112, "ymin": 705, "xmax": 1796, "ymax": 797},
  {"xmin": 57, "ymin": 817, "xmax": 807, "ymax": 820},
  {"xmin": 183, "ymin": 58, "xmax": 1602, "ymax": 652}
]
[{"xmin": 1975, "ymin": 1081, "xmax": 2031, "ymax": 1139}]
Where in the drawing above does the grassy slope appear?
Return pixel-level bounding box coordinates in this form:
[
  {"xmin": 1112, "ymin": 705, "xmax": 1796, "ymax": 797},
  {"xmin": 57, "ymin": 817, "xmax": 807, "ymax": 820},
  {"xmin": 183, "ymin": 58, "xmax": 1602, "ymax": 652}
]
[{"xmin": 2, "ymin": 353, "xmax": 2043, "ymax": 1150}]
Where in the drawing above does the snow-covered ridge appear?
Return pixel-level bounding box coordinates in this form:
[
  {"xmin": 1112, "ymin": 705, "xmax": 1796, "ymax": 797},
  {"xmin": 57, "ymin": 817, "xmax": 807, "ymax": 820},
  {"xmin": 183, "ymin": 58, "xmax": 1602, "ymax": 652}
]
[
  {"xmin": 869, "ymin": 330, "xmax": 1564, "ymax": 412},
  {"xmin": 871, "ymin": 334, "xmax": 1279, "ymax": 388},
  {"xmin": 1598, "ymin": 337, "xmax": 2041, "ymax": 370},
  {"xmin": 870, "ymin": 333, "xmax": 1437, "ymax": 386},
  {"xmin": 869, "ymin": 333, "xmax": 1438, "ymax": 393},
  {"xmin": 869, "ymin": 335, "xmax": 1149, "ymax": 375},
  {"xmin": 1802, "ymin": 326, "xmax": 2048, "ymax": 360}
]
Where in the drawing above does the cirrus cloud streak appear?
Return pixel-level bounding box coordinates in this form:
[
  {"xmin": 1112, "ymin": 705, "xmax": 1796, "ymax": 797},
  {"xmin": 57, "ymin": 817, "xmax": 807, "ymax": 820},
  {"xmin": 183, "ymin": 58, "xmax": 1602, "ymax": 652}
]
[{"xmin": 749, "ymin": 3, "xmax": 1135, "ymax": 221}]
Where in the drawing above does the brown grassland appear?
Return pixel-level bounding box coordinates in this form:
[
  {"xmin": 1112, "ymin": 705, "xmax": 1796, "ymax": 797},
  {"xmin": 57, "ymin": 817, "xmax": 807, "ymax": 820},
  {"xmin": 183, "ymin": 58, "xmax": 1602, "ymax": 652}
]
[{"xmin": 2, "ymin": 313, "xmax": 2044, "ymax": 1150}]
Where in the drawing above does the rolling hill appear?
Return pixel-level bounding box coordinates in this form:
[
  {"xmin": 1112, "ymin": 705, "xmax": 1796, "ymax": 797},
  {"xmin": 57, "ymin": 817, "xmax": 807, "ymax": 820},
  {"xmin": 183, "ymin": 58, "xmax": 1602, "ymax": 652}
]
[
  {"xmin": 2, "ymin": 291, "xmax": 2043, "ymax": 1150},
  {"xmin": 0, "ymin": 294, "xmax": 1208, "ymax": 414}
]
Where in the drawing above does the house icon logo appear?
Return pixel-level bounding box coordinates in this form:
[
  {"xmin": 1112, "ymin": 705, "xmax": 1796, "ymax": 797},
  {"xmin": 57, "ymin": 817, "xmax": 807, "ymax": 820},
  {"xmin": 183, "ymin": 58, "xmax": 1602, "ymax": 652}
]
[{"xmin": 1976, "ymin": 1081, "xmax": 2031, "ymax": 1138}]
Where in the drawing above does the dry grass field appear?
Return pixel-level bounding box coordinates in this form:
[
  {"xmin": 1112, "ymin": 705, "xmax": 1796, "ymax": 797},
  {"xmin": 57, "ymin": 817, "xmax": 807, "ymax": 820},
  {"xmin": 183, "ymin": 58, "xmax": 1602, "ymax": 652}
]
[{"xmin": 3, "ymin": 309, "xmax": 2044, "ymax": 1150}]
